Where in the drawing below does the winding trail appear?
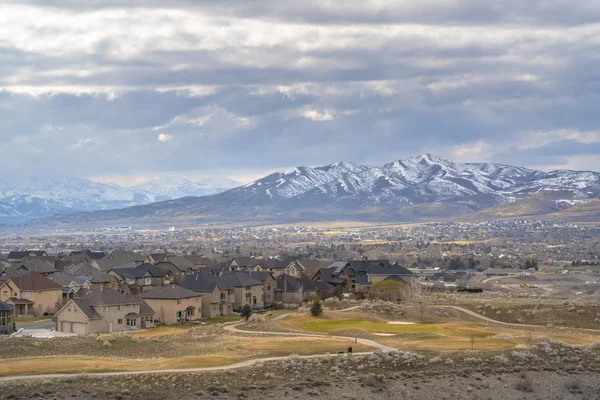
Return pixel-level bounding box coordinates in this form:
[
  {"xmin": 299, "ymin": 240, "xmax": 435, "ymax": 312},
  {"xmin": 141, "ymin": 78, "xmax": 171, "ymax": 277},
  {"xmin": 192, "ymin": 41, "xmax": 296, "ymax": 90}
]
[
  {"xmin": 439, "ymin": 305, "xmax": 600, "ymax": 334},
  {"xmin": 224, "ymin": 322, "xmax": 396, "ymax": 352},
  {"xmin": 0, "ymin": 352, "xmax": 375, "ymax": 383}
]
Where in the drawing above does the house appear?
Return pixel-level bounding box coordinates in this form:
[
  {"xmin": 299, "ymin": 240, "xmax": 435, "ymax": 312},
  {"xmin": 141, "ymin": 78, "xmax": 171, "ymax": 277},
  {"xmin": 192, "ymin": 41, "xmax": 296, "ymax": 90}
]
[
  {"xmin": 183, "ymin": 255, "xmax": 216, "ymax": 268},
  {"xmin": 7, "ymin": 250, "xmax": 47, "ymax": 262},
  {"xmin": 275, "ymin": 275, "xmax": 334, "ymax": 304},
  {"xmin": 0, "ymin": 272, "xmax": 63, "ymax": 316},
  {"xmin": 68, "ymin": 250, "xmax": 106, "ymax": 261},
  {"xmin": 110, "ymin": 264, "xmax": 172, "ymax": 292},
  {"xmin": 367, "ymin": 265, "xmax": 414, "ymax": 285},
  {"xmin": 141, "ymin": 285, "xmax": 202, "ymax": 323},
  {"xmin": 217, "ymin": 272, "xmax": 264, "ymax": 311},
  {"xmin": 63, "ymin": 263, "xmax": 119, "ymax": 291},
  {"xmin": 0, "ymin": 301, "xmax": 15, "ymax": 335},
  {"xmin": 227, "ymin": 257, "xmax": 259, "ymax": 272},
  {"xmin": 180, "ymin": 273, "xmax": 229, "ymax": 317},
  {"xmin": 91, "ymin": 258, "xmax": 140, "ymax": 271},
  {"xmin": 54, "ymin": 289, "xmax": 154, "ymax": 334},
  {"xmin": 312, "ymin": 262, "xmax": 348, "ymax": 287},
  {"xmin": 154, "ymin": 257, "xmax": 199, "ymax": 281},
  {"xmin": 285, "ymin": 260, "xmax": 331, "ymax": 278},
  {"xmin": 48, "ymin": 272, "xmax": 92, "ymax": 302},
  {"xmin": 145, "ymin": 253, "xmax": 168, "ymax": 264},
  {"xmin": 248, "ymin": 259, "xmax": 286, "ymax": 275},
  {"xmin": 247, "ymin": 271, "xmax": 276, "ymax": 307}
]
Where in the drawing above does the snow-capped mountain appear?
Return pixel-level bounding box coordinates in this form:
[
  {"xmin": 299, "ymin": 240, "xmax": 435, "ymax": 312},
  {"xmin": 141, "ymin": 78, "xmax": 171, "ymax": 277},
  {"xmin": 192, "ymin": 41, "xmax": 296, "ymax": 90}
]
[
  {"xmin": 0, "ymin": 176, "xmax": 241, "ymax": 224},
  {"xmin": 32, "ymin": 154, "xmax": 600, "ymax": 228},
  {"xmin": 130, "ymin": 177, "xmax": 240, "ymax": 202},
  {"xmin": 230, "ymin": 153, "xmax": 600, "ymax": 205}
]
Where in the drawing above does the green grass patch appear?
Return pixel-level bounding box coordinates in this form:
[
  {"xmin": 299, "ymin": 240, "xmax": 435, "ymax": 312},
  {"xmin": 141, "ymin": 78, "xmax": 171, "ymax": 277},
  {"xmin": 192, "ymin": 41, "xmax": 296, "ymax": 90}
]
[
  {"xmin": 203, "ymin": 315, "xmax": 242, "ymax": 325},
  {"xmin": 302, "ymin": 319, "xmax": 442, "ymax": 335}
]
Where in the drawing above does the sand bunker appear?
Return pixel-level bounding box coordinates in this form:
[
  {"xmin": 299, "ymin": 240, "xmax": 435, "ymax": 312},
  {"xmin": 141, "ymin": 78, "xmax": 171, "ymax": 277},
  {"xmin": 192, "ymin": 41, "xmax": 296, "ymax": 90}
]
[{"xmin": 387, "ymin": 321, "xmax": 416, "ymax": 325}]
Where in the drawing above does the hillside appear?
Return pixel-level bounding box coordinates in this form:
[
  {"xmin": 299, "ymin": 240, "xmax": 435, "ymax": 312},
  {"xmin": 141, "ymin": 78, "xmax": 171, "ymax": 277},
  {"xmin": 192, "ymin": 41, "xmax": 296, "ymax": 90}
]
[{"xmin": 22, "ymin": 154, "xmax": 600, "ymax": 229}]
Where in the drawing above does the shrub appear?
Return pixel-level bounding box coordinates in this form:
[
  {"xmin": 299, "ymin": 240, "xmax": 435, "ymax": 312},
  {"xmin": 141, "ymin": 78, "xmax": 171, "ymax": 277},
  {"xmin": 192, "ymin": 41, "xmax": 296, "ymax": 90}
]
[
  {"xmin": 310, "ymin": 297, "xmax": 323, "ymax": 316},
  {"xmin": 241, "ymin": 304, "xmax": 252, "ymax": 320},
  {"xmin": 514, "ymin": 373, "xmax": 534, "ymax": 393}
]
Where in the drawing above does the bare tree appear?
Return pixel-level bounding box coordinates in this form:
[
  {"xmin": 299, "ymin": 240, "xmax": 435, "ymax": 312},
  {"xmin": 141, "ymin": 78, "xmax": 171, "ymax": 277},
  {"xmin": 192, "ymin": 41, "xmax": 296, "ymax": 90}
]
[{"xmin": 409, "ymin": 281, "xmax": 431, "ymax": 321}]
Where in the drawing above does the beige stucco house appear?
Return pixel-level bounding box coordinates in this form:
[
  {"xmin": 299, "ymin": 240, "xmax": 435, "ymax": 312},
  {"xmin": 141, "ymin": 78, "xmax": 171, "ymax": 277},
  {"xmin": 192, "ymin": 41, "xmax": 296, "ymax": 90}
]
[
  {"xmin": 54, "ymin": 289, "xmax": 154, "ymax": 334},
  {"xmin": 141, "ymin": 285, "xmax": 202, "ymax": 323},
  {"xmin": 0, "ymin": 272, "xmax": 63, "ymax": 316},
  {"xmin": 180, "ymin": 274, "xmax": 229, "ymax": 317}
]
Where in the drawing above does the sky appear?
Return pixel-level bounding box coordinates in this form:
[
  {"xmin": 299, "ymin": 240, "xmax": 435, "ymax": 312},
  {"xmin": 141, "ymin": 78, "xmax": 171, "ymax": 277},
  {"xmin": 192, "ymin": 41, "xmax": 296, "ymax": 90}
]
[{"xmin": 1, "ymin": 1, "xmax": 599, "ymax": 186}]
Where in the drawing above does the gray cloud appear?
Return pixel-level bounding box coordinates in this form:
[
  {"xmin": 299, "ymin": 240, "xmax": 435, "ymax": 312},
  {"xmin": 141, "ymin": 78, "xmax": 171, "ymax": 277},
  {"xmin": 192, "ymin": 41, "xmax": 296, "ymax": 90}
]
[{"xmin": 0, "ymin": 1, "xmax": 599, "ymax": 184}]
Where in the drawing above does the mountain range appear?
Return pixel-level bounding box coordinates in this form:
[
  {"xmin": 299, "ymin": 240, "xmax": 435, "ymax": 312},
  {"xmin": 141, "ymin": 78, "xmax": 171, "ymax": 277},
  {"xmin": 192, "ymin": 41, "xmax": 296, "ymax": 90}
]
[
  {"xmin": 23, "ymin": 154, "xmax": 600, "ymax": 229},
  {"xmin": 0, "ymin": 176, "xmax": 241, "ymax": 224}
]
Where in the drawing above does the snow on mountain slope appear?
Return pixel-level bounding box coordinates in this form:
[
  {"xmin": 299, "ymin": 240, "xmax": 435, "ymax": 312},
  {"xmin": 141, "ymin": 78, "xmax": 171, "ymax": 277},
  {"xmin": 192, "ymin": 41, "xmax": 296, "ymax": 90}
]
[
  {"xmin": 130, "ymin": 176, "xmax": 240, "ymax": 201},
  {"xmin": 0, "ymin": 175, "xmax": 239, "ymax": 222},
  {"xmin": 16, "ymin": 154, "xmax": 600, "ymax": 228},
  {"xmin": 230, "ymin": 154, "xmax": 600, "ymax": 206}
]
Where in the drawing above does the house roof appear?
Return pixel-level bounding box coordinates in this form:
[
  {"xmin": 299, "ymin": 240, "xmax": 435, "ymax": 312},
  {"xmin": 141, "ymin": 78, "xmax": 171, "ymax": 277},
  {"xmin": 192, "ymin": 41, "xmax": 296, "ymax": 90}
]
[
  {"xmin": 6, "ymin": 272, "xmax": 62, "ymax": 291},
  {"xmin": 368, "ymin": 265, "xmax": 413, "ymax": 276},
  {"xmin": 75, "ymin": 288, "xmax": 142, "ymax": 306},
  {"xmin": 8, "ymin": 297, "xmax": 34, "ymax": 305},
  {"xmin": 139, "ymin": 301, "xmax": 155, "ymax": 315},
  {"xmin": 71, "ymin": 298, "xmax": 102, "ymax": 320},
  {"xmin": 7, "ymin": 250, "xmax": 47, "ymax": 259},
  {"xmin": 257, "ymin": 258, "xmax": 286, "ymax": 269},
  {"xmin": 217, "ymin": 272, "xmax": 263, "ymax": 290},
  {"xmin": 141, "ymin": 285, "xmax": 201, "ymax": 300},
  {"xmin": 22, "ymin": 258, "xmax": 58, "ymax": 274},
  {"xmin": 180, "ymin": 273, "xmax": 220, "ymax": 293},
  {"xmin": 229, "ymin": 257, "xmax": 258, "ymax": 268},
  {"xmin": 148, "ymin": 253, "xmax": 168, "ymax": 262},
  {"xmin": 246, "ymin": 271, "xmax": 274, "ymax": 282},
  {"xmin": 183, "ymin": 255, "xmax": 215, "ymax": 266},
  {"xmin": 69, "ymin": 250, "xmax": 106, "ymax": 260},
  {"xmin": 104, "ymin": 250, "xmax": 145, "ymax": 263},
  {"xmin": 293, "ymin": 259, "xmax": 331, "ymax": 273},
  {"xmin": 0, "ymin": 301, "xmax": 14, "ymax": 311},
  {"xmin": 48, "ymin": 272, "xmax": 79, "ymax": 287},
  {"xmin": 111, "ymin": 263, "xmax": 169, "ymax": 279},
  {"xmin": 94, "ymin": 259, "xmax": 140, "ymax": 271}
]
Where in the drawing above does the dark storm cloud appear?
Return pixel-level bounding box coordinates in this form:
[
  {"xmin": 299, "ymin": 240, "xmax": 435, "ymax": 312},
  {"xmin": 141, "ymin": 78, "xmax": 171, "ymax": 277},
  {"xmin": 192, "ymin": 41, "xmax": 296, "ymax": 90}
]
[{"xmin": 0, "ymin": 0, "xmax": 599, "ymax": 182}]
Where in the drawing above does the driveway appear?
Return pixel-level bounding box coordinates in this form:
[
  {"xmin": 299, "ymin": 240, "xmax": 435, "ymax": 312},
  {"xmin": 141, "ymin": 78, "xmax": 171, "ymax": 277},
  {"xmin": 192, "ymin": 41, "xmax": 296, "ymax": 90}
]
[{"xmin": 16, "ymin": 320, "xmax": 55, "ymax": 330}]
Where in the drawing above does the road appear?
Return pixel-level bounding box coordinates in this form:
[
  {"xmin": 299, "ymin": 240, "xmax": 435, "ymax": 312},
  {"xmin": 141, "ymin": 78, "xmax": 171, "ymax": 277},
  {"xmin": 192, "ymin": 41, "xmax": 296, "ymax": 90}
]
[
  {"xmin": 15, "ymin": 320, "xmax": 54, "ymax": 330},
  {"xmin": 438, "ymin": 305, "xmax": 600, "ymax": 333},
  {"xmin": 224, "ymin": 321, "xmax": 397, "ymax": 352}
]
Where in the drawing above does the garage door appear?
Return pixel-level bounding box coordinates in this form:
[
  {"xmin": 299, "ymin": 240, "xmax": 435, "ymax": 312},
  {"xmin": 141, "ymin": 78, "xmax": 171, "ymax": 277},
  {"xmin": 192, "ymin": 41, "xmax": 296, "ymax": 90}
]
[
  {"xmin": 61, "ymin": 321, "xmax": 71, "ymax": 333},
  {"xmin": 71, "ymin": 322, "xmax": 87, "ymax": 335}
]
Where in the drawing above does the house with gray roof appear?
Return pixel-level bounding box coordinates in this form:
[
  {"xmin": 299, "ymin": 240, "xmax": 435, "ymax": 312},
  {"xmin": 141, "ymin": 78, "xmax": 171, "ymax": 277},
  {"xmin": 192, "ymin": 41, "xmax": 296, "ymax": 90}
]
[
  {"xmin": 141, "ymin": 285, "xmax": 202, "ymax": 323},
  {"xmin": 54, "ymin": 288, "xmax": 154, "ymax": 334},
  {"xmin": 180, "ymin": 273, "xmax": 229, "ymax": 317}
]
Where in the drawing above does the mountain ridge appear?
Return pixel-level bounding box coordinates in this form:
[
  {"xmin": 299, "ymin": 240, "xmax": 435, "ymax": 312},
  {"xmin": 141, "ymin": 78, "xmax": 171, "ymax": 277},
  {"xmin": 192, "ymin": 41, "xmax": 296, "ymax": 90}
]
[
  {"xmin": 0, "ymin": 175, "xmax": 242, "ymax": 224},
  {"xmin": 22, "ymin": 154, "xmax": 600, "ymax": 229}
]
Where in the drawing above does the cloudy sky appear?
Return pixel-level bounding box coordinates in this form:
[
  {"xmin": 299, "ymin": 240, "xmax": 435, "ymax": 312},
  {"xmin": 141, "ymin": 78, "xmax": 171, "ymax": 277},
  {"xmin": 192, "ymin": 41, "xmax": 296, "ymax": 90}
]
[{"xmin": 1, "ymin": 1, "xmax": 599, "ymax": 186}]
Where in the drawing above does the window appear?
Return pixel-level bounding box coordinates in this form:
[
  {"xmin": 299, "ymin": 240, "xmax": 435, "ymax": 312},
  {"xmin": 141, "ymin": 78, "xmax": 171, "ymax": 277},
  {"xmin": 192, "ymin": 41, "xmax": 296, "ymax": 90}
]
[
  {"xmin": 52, "ymin": 290, "xmax": 57, "ymax": 296},
  {"xmin": 2, "ymin": 290, "xmax": 7, "ymax": 299},
  {"xmin": 23, "ymin": 292, "xmax": 30, "ymax": 298},
  {"xmin": 119, "ymin": 305, "xmax": 123, "ymax": 311},
  {"xmin": 118, "ymin": 319, "xmax": 123, "ymax": 324},
  {"xmin": 195, "ymin": 298, "xmax": 199, "ymax": 303},
  {"xmin": 267, "ymin": 294, "xmax": 271, "ymax": 300},
  {"xmin": 126, "ymin": 318, "xmax": 137, "ymax": 327},
  {"xmin": 267, "ymin": 283, "xmax": 271, "ymax": 291},
  {"xmin": 220, "ymin": 292, "xmax": 225, "ymax": 300},
  {"xmin": 67, "ymin": 305, "xmax": 71, "ymax": 312},
  {"xmin": 177, "ymin": 299, "xmax": 181, "ymax": 305}
]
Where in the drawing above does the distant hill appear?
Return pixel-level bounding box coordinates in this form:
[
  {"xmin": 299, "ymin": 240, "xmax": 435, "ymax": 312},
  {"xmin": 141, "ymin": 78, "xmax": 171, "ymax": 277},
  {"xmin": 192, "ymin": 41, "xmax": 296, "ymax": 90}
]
[
  {"xmin": 0, "ymin": 176, "xmax": 241, "ymax": 224},
  {"xmin": 22, "ymin": 154, "xmax": 600, "ymax": 229}
]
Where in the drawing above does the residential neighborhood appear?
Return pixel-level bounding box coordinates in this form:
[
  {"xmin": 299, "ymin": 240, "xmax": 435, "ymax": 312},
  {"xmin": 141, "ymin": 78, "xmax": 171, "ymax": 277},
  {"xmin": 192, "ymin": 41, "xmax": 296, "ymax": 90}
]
[{"xmin": 0, "ymin": 250, "xmax": 416, "ymax": 335}]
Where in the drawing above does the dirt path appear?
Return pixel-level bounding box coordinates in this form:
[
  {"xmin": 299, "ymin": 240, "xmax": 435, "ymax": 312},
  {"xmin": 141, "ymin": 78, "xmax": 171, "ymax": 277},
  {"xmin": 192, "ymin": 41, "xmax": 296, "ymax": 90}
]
[
  {"xmin": 224, "ymin": 322, "xmax": 397, "ymax": 352},
  {"xmin": 271, "ymin": 313, "xmax": 293, "ymax": 321},
  {"xmin": 0, "ymin": 351, "xmax": 375, "ymax": 383},
  {"xmin": 439, "ymin": 305, "xmax": 600, "ymax": 334}
]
